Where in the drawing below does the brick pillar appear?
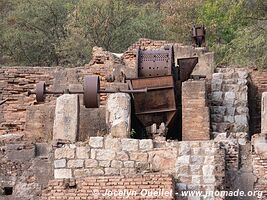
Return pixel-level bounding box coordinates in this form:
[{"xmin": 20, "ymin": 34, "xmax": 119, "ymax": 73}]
[
  {"xmin": 262, "ymin": 92, "xmax": 267, "ymax": 133},
  {"xmin": 182, "ymin": 80, "xmax": 210, "ymax": 140}
]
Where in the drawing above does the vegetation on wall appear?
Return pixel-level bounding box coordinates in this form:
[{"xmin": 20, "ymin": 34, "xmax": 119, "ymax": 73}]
[{"xmin": 0, "ymin": 0, "xmax": 266, "ymax": 68}]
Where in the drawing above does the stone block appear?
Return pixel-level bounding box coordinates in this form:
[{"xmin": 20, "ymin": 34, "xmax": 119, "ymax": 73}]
[
  {"xmin": 202, "ymin": 165, "xmax": 215, "ymax": 176},
  {"xmin": 106, "ymin": 93, "xmax": 131, "ymax": 138},
  {"xmin": 111, "ymin": 160, "xmax": 123, "ymax": 168},
  {"xmin": 95, "ymin": 149, "xmax": 116, "ymax": 160},
  {"xmin": 54, "ymin": 169, "xmax": 72, "ymax": 179},
  {"xmin": 105, "ymin": 168, "xmax": 120, "ymax": 175},
  {"xmin": 67, "ymin": 160, "xmax": 84, "ymax": 168},
  {"xmin": 79, "ymin": 107, "xmax": 107, "ymax": 141},
  {"xmin": 55, "ymin": 147, "xmax": 75, "ymax": 159},
  {"xmin": 139, "ymin": 139, "xmax": 153, "ymax": 150},
  {"xmin": 176, "ymin": 155, "xmax": 190, "ymax": 165},
  {"xmin": 89, "ymin": 137, "xmax": 104, "ymax": 148},
  {"xmin": 99, "ymin": 160, "xmax": 110, "ymax": 167},
  {"xmin": 123, "ymin": 161, "xmax": 135, "ymax": 168},
  {"xmin": 262, "ymin": 92, "xmax": 267, "ymax": 133},
  {"xmin": 6, "ymin": 143, "xmax": 35, "ymax": 161},
  {"xmin": 76, "ymin": 146, "xmax": 89, "ymax": 159},
  {"xmin": 121, "ymin": 139, "xmax": 139, "ymax": 151},
  {"xmin": 85, "ymin": 159, "xmax": 98, "ymax": 168},
  {"xmin": 116, "ymin": 151, "xmax": 129, "ymax": 161},
  {"xmin": 91, "ymin": 168, "xmax": 104, "ymax": 175},
  {"xmin": 35, "ymin": 143, "xmax": 51, "ymax": 157},
  {"xmin": 53, "ymin": 94, "xmax": 79, "ymax": 142},
  {"xmin": 104, "ymin": 137, "xmax": 121, "ymax": 150},
  {"xmin": 130, "ymin": 152, "xmax": 148, "ymax": 162},
  {"xmin": 25, "ymin": 105, "xmax": 55, "ymax": 141},
  {"xmin": 54, "ymin": 159, "xmax": 66, "ymax": 168},
  {"xmin": 178, "ymin": 142, "xmax": 191, "ymax": 155}
]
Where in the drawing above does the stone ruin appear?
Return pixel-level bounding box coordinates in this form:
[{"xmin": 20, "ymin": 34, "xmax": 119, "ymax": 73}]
[{"xmin": 0, "ymin": 38, "xmax": 266, "ymax": 200}]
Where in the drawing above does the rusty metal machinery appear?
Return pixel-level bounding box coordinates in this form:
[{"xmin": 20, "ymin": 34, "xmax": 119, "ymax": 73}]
[
  {"xmin": 192, "ymin": 25, "xmax": 206, "ymax": 47},
  {"xmin": 28, "ymin": 76, "xmax": 147, "ymax": 108},
  {"xmin": 131, "ymin": 46, "xmax": 201, "ymax": 139}
]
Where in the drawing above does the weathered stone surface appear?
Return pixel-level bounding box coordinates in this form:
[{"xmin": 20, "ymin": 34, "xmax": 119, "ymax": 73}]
[
  {"xmin": 6, "ymin": 144, "xmax": 35, "ymax": 161},
  {"xmin": 130, "ymin": 152, "xmax": 148, "ymax": 162},
  {"xmin": 55, "ymin": 147, "xmax": 75, "ymax": 159},
  {"xmin": 53, "ymin": 94, "xmax": 79, "ymax": 142},
  {"xmin": 67, "ymin": 160, "xmax": 84, "ymax": 168},
  {"xmin": 139, "ymin": 139, "xmax": 153, "ymax": 150},
  {"xmin": 76, "ymin": 146, "xmax": 89, "ymax": 159},
  {"xmin": 121, "ymin": 138, "xmax": 139, "ymax": 151},
  {"xmin": 106, "ymin": 93, "xmax": 131, "ymax": 138},
  {"xmin": 95, "ymin": 149, "xmax": 116, "ymax": 160},
  {"xmin": 54, "ymin": 169, "xmax": 72, "ymax": 179},
  {"xmin": 104, "ymin": 137, "xmax": 121, "ymax": 150},
  {"xmin": 123, "ymin": 161, "xmax": 135, "ymax": 168},
  {"xmin": 89, "ymin": 137, "xmax": 104, "ymax": 148},
  {"xmin": 111, "ymin": 160, "xmax": 123, "ymax": 168},
  {"xmin": 54, "ymin": 159, "xmax": 66, "ymax": 168},
  {"xmin": 99, "ymin": 160, "xmax": 110, "ymax": 167},
  {"xmin": 252, "ymin": 133, "xmax": 267, "ymax": 156},
  {"xmin": 116, "ymin": 151, "xmax": 129, "ymax": 161},
  {"xmin": 105, "ymin": 168, "xmax": 120, "ymax": 175},
  {"xmin": 262, "ymin": 92, "xmax": 267, "ymax": 133},
  {"xmin": 85, "ymin": 159, "xmax": 98, "ymax": 168}
]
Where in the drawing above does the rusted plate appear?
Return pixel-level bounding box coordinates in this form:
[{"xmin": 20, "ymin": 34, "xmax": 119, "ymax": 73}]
[
  {"xmin": 131, "ymin": 76, "xmax": 177, "ymax": 127},
  {"xmin": 84, "ymin": 76, "xmax": 100, "ymax": 108},
  {"xmin": 36, "ymin": 81, "xmax": 45, "ymax": 102},
  {"xmin": 137, "ymin": 47, "xmax": 174, "ymax": 78},
  {"xmin": 177, "ymin": 57, "xmax": 198, "ymax": 82}
]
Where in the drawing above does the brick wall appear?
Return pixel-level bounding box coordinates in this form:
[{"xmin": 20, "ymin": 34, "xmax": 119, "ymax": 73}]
[
  {"xmin": 248, "ymin": 69, "xmax": 267, "ymax": 135},
  {"xmin": 53, "ymin": 137, "xmax": 225, "ymax": 195},
  {"xmin": 0, "ymin": 47, "xmax": 119, "ymax": 135},
  {"xmin": 252, "ymin": 133, "xmax": 267, "ymax": 199},
  {"xmin": 41, "ymin": 174, "xmax": 175, "ymax": 200},
  {"xmin": 182, "ymin": 80, "xmax": 210, "ymax": 140}
]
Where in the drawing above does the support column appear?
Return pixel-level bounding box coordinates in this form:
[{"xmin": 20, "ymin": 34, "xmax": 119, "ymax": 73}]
[
  {"xmin": 53, "ymin": 94, "xmax": 79, "ymax": 142},
  {"xmin": 106, "ymin": 93, "xmax": 131, "ymax": 138}
]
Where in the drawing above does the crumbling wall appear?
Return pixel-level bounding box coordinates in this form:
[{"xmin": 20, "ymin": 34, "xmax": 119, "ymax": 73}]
[
  {"xmin": 0, "ymin": 47, "xmax": 119, "ymax": 136},
  {"xmin": 41, "ymin": 174, "xmax": 175, "ymax": 200},
  {"xmin": 0, "ymin": 143, "xmax": 53, "ymax": 200},
  {"xmin": 53, "ymin": 137, "xmax": 225, "ymax": 195}
]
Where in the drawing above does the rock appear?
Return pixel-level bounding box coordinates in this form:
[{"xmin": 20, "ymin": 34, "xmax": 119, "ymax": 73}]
[
  {"xmin": 237, "ymin": 70, "xmax": 248, "ymax": 79},
  {"xmin": 151, "ymin": 123, "xmax": 157, "ymax": 134},
  {"xmin": 54, "ymin": 159, "xmax": 66, "ymax": 168},
  {"xmin": 106, "ymin": 93, "xmax": 131, "ymax": 138},
  {"xmin": 89, "ymin": 137, "xmax": 104, "ymax": 148},
  {"xmin": 85, "ymin": 159, "xmax": 98, "ymax": 168},
  {"xmin": 211, "ymin": 79, "xmax": 222, "ymax": 91},
  {"xmin": 212, "ymin": 73, "xmax": 223, "ymax": 80},
  {"xmin": 202, "ymin": 165, "xmax": 215, "ymax": 176},
  {"xmin": 91, "ymin": 168, "xmax": 104, "ymax": 175},
  {"xmin": 104, "ymin": 137, "xmax": 121, "ymax": 150},
  {"xmin": 105, "ymin": 168, "xmax": 119, "ymax": 175},
  {"xmin": 99, "ymin": 160, "xmax": 110, "ymax": 167},
  {"xmin": 76, "ymin": 146, "xmax": 89, "ymax": 159},
  {"xmin": 67, "ymin": 160, "xmax": 84, "ymax": 168},
  {"xmin": 211, "ymin": 91, "xmax": 223, "ymax": 103},
  {"xmin": 176, "ymin": 155, "xmax": 190, "ymax": 165},
  {"xmin": 53, "ymin": 94, "xmax": 79, "ymax": 142},
  {"xmin": 235, "ymin": 115, "xmax": 248, "ymax": 126},
  {"xmin": 178, "ymin": 142, "xmax": 191, "ymax": 155},
  {"xmin": 130, "ymin": 152, "xmax": 148, "ymax": 162},
  {"xmin": 95, "ymin": 149, "xmax": 116, "ymax": 160},
  {"xmin": 225, "ymin": 92, "xmax": 236, "ymax": 101},
  {"xmin": 123, "ymin": 161, "xmax": 135, "ymax": 168},
  {"xmin": 55, "ymin": 147, "xmax": 75, "ymax": 159},
  {"xmin": 116, "ymin": 151, "xmax": 129, "ymax": 161},
  {"xmin": 121, "ymin": 138, "xmax": 139, "ymax": 151},
  {"xmin": 54, "ymin": 169, "xmax": 72, "ymax": 179},
  {"xmin": 139, "ymin": 139, "xmax": 153, "ymax": 150},
  {"xmin": 111, "ymin": 160, "xmax": 123, "ymax": 168}
]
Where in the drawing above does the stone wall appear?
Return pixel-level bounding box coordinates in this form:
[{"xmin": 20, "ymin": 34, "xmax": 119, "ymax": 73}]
[
  {"xmin": 53, "ymin": 137, "xmax": 225, "ymax": 195},
  {"xmin": 182, "ymin": 80, "xmax": 210, "ymax": 140},
  {"xmin": 210, "ymin": 68, "xmax": 249, "ymax": 134},
  {"xmin": 41, "ymin": 174, "xmax": 175, "ymax": 200}
]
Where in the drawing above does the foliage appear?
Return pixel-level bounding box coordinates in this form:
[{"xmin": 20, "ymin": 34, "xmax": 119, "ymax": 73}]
[{"xmin": 0, "ymin": 0, "xmax": 266, "ymax": 68}]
